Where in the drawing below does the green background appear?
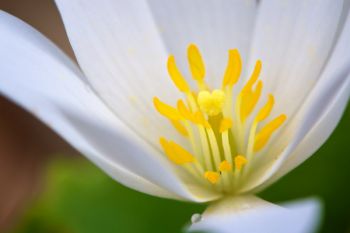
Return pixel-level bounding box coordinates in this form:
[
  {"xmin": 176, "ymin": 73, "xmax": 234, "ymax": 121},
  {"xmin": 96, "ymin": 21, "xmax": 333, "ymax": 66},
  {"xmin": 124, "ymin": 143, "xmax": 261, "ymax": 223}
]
[{"xmin": 13, "ymin": 106, "xmax": 350, "ymax": 233}]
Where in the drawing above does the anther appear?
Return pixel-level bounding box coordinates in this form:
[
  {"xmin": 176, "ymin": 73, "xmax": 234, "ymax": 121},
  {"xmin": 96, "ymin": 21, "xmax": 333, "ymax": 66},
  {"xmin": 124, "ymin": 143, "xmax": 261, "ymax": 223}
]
[
  {"xmin": 234, "ymin": 155, "xmax": 248, "ymax": 171},
  {"xmin": 204, "ymin": 171, "xmax": 220, "ymax": 184},
  {"xmin": 219, "ymin": 160, "xmax": 232, "ymax": 172}
]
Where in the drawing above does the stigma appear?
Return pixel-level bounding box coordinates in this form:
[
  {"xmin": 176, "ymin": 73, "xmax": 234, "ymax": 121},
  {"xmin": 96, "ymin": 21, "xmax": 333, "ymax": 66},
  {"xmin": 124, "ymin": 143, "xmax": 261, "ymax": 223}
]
[
  {"xmin": 197, "ymin": 89, "xmax": 226, "ymax": 116},
  {"xmin": 153, "ymin": 44, "xmax": 286, "ymax": 193}
]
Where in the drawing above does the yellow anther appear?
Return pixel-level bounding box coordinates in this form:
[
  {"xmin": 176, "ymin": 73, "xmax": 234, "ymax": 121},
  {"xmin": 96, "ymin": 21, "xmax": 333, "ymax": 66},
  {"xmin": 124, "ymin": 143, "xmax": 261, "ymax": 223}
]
[
  {"xmin": 167, "ymin": 55, "xmax": 190, "ymax": 93},
  {"xmin": 234, "ymin": 155, "xmax": 248, "ymax": 171},
  {"xmin": 222, "ymin": 49, "xmax": 242, "ymax": 87},
  {"xmin": 254, "ymin": 114, "xmax": 287, "ymax": 152},
  {"xmin": 238, "ymin": 60, "xmax": 263, "ymax": 122},
  {"xmin": 153, "ymin": 97, "xmax": 182, "ymax": 120},
  {"xmin": 220, "ymin": 118, "xmax": 233, "ymax": 133},
  {"xmin": 177, "ymin": 100, "xmax": 194, "ymax": 121},
  {"xmin": 188, "ymin": 44, "xmax": 205, "ymax": 81},
  {"xmin": 240, "ymin": 80, "xmax": 263, "ymax": 122},
  {"xmin": 204, "ymin": 171, "xmax": 220, "ymax": 184},
  {"xmin": 219, "ymin": 160, "xmax": 232, "ymax": 172},
  {"xmin": 193, "ymin": 111, "xmax": 211, "ymax": 128},
  {"xmin": 256, "ymin": 94, "xmax": 274, "ymax": 122},
  {"xmin": 170, "ymin": 120, "xmax": 188, "ymax": 137},
  {"xmin": 197, "ymin": 90, "xmax": 226, "ymax": 116},
  {"xmin": 160, "ymin": 138, "xmax": 195, "ymax": 165},
  {"xmin": 242, "ymin": 60, "xmax": 262, "ymax": 92}
]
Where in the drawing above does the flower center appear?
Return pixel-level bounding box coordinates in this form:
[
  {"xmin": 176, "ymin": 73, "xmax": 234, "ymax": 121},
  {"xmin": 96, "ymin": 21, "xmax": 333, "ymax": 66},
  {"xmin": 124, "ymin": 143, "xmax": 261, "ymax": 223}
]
[
  {"xmin": 153, "ymin": 44, "xmax": 286, "ymax": 193},
  {"xmin": 197, "ymin": 90, "xmax": 226, "ymax": 116}
]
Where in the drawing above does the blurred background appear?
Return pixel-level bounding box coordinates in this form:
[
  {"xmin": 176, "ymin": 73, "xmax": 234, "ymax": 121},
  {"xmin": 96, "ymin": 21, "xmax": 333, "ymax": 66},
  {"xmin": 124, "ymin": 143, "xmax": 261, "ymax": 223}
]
[{"xmin": 0, "ymin": 0, "xmax": 349, "ymax": 233}]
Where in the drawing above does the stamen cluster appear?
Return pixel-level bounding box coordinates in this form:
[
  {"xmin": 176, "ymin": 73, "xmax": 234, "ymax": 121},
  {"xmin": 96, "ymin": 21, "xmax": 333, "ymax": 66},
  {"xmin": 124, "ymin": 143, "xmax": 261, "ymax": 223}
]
[{"xmin": 153, "ymin": 44, "xmax": 286, "ymax": 193}]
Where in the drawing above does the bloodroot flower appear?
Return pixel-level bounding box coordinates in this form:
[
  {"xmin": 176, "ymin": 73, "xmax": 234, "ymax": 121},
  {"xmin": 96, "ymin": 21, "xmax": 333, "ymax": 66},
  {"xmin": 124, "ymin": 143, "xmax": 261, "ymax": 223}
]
[{"xmin": 0, "ymin": 0, "xmax": 349, "ymax": 232}]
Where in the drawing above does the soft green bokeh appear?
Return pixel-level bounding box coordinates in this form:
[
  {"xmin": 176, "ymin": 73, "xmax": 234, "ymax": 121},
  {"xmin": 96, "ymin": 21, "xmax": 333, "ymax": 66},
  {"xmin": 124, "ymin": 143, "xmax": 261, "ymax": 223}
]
[{"xmin": 13, "ymin": 106, "xmax": 350, "ymax": 233}]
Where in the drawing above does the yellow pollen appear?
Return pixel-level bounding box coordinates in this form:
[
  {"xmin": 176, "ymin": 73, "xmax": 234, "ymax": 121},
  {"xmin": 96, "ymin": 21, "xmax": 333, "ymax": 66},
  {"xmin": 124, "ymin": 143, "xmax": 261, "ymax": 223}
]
[
  {"xmin": 159, "ymin": 138, "xmax": 195, "ymax": 165},
  {"xmin": 254, "ymin": 114, "xmax": 287, "ymax": 152},
  {"xmin": 167, "ymin": 55, "xmax": 190, "ymax": 93},
  {"xmin": 153, "ymin": 97, "xmax": 182, "ymax": 121},
  {"xmin": 188, "ymin": 44, "xmax": 205, "ymax": 81},
  {"xmin": 234, "ymin": 155, "xmax": 248, "ymax": 171},
  {"xmin": 219, "ymin": 160, "xmax": 232, "ymax": 172},
  {"xmin": 197, "ymin": 90, "xmax": 226, "ymax": 116},
  {"xmin": 170, "ymin": 120, "xmax": 188, "ymax": 137},
  {"xmin": 222, "ymin": 49, "xmax": 242, "ymax": 87},
  {"xmin": 204, "ymin": 171, "xmax": 220, "ymax": 184},
  {"xmin": 220, "ymin": 118, "xmax": 233, "ymax": 133}
]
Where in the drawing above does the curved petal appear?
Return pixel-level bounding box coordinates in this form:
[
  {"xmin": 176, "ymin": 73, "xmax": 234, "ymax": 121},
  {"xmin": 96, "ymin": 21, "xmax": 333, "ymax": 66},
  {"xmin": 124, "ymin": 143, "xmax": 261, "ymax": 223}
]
[
  {"xmin": 258, "ymin": 78, "xmax": 350, "ymax": 191},
  {"xmin": 247, "ymin": 0, "xmax": 343, "ymax": 120},
  {"xmin": 147, "ymin": 0, "xmax": 257, "ymax": 87},
  {"xmin": 254, "ymin": 12, "xmax": 350, "ymax": 190},
  {"xmin": 242, "ymin": 11, "xmax": 350, "ymax": 193},
  {"xmin": 188, "ymin": 196, "xmax": 321, "ymax": 233},
  {"xmin": 240, "ymin": 55, "xmax": 350, "ymax": 193},
  {"xmin": 54, "ymin": 0, "xmax": 184, "ymax": 148},
  {"xmin": 237, "ymin": 0, "xmax": 348, "ymax": 193},
  {"xmin": 63, "ymin": 109, "xmax": 221, "ymax": 202},
  {"xmin": 0, "ymin": 11, "xmax": 220, "ymax": 202}
]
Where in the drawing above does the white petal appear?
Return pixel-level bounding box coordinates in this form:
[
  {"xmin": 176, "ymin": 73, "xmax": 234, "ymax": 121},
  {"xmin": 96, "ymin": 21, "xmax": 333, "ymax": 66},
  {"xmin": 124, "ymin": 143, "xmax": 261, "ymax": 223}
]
[
  {"xmin": 255, "ymin": 13, "xmax": 350, "ymax": 190},
  {"xmin": 64, "ymin": 109, "xmax": 221, "ymax": 202},
  {"xmin": 241, "ymin": 55, "xmax": 350, "ymax": 193},
  {"xmin": 0, "ymin": 11, "xmax": 219, "ymax": 202},
  {"xmin": 261, "ymin": 78, "xmax": 350, "ymax": 191},
  {"xmin": 247, "ymin": 0, "xmax": 343, "ymax": 119},
  {"xmin": 147, "ymin": 0, "xmax": 257, "ymax": 87},
  {"xmin": 189, "ymin": 196, "xmax": 321, "ymax": 233},
  {"xmin": 55, "ymin": 0, "xmax": 184, "ymax": 148},
  {"xmin": 237, "ymin": 0, "xmax": 347, "ymax": 193}
]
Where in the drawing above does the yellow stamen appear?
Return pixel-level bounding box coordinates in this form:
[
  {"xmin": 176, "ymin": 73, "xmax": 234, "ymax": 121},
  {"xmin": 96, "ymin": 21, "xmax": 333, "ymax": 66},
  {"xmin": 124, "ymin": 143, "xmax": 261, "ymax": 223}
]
[
  {"xmin": 153, "ymin": 97, "xmax": 182, "ymax": 120},
  {"xmin": 242, "ymin": 60, "xmax": 262, "ymax": 92},
  {"xmin": 167, "ymin": 55, "xmax": 190, "ymax": 93},
  {"xmin": 219, "ymin": 160, "xmax": 232, "ymax": 172},
  {"xmin": 177, "ymin": 100, "xmax": 194, "ymax": 121},
  {"xmin": 234, "ymin": 155, "xmax": 248, "ymax": 171},
  {"xmin": 188, "ymin": 44, "xmax": 205, "ymax": 81},
  {"xmin": 159, "ymin": 138, "xmax": 195, "ymax": 165},
  {"xmin": 170, "ymin": 120, "xmax": 188, "ymax": 137},
  {"xmin": 240, "ymin": 80, "xmax": 263, "ymax": 122},
  {"xmin": 197, "ymin": 90, "xmax": 226, "ymax": 116},
  {"xmin": 254, "ymin": 114, "xmax": 287, "ymax": 152},
  {"xmin": 220, "ymin": 118, "xmax": 233, "ymax": 133},
  {"xmin": 256, "ymin": 94, "xmax": 274, "ymax": 122},
  {"xmin": 193, "ymin": 111, "xmax": 211, "ymax": 128},
  {"xmin": 238, "ymin": 60, "xmax": 262, "ymax": 122},
  {"xmin": 204, "ymin": 171, "xmax": 220, "ymax": 184},
  {"xmin": 222, "ymin": 49, "xmax": 242, "ymax": 87}
]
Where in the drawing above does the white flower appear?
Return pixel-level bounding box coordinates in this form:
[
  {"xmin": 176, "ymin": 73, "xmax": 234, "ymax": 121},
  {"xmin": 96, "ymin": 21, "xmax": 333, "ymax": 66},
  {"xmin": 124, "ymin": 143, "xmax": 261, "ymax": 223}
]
[{"xmin": 0, "ymin": 0, "xmax": 349, "ymax": 232}]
